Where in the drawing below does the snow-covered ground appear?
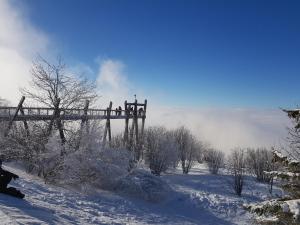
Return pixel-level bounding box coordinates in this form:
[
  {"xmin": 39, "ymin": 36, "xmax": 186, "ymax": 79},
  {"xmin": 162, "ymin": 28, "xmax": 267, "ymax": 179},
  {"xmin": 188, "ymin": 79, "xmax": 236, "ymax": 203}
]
[{"xmin": 0, "ymin": 164, "xmax": 283, "ymax": 225}]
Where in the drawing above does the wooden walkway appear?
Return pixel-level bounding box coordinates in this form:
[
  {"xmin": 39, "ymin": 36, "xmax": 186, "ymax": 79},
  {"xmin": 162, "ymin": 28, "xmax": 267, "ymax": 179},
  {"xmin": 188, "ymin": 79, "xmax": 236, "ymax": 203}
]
[
  {"xmin": 0, "ymin": 96, "xmax": 147, "ymax": 149},
  {"xmin": 0, "ymin": 106, "xmax": 144, "ymax": 121}
]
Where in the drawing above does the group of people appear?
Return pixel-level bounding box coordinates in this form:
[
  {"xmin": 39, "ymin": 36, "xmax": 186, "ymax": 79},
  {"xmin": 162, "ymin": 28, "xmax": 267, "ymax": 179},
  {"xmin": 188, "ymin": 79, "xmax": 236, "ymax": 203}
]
[
  {"xmin": 114, "ymin": 106, "xmax": 145, "ymax": 116},
  {"xmin": 115, "ymin": 106, "xmax": 123, "ymax": 116}
]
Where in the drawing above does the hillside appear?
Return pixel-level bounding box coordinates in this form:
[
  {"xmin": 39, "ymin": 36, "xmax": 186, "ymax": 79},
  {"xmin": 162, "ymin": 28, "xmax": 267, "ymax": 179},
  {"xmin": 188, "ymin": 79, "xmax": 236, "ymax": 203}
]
[{"xmin": 0, "ymin": 164, "xmax": 282, "ymax": 225}]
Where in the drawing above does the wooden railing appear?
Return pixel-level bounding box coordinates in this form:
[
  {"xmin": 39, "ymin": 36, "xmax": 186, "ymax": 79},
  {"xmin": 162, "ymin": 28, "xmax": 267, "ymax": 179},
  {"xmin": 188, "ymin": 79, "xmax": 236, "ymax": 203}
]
[{"xmin": 0, "ymin": 96, "xmax": 147, "ymax": 150}]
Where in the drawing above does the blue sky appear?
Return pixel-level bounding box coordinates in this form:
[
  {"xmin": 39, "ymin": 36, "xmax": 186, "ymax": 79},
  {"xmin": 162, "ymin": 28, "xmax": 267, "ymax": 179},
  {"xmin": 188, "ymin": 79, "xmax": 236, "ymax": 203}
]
[
  {"xmin": 10, "ymin": 0, "xmax": 300, "ymax": 108},
  {"xmin": 0, "ymin": 0, "xmax": 296, "ymax": 149}
]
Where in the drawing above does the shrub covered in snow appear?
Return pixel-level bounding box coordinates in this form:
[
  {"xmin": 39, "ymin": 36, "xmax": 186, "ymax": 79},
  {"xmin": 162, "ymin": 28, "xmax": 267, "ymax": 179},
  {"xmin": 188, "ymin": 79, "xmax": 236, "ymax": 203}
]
[
  {"xmin": 61, "ymin": 146, "xmax": 133, "ymax": 190},
  {"xmin": 227, "ymin": 148, "xmax": 246, "ymax": 196},
  {"xmin": 115, "ymin": 169, "xmax": 174, "ymax": 202},
  {"xmin": 37, "ymin": 123, "xmax": 134, "ymax": 191},
  {"xmin": 244, "ymin": 199, "xmax": 300, "ymax": 224},
  {"xmin": 204, "ymin": 148, "xmax": 224, "ymax": 174},
  {"xmin": 246, "ymin": 147, "xmax": 274, "ymax": 182},
  {"xmin": 143, "ymin": 126, "xmax": 178, "ymax": 175},
  {"xmin": 0, "ymin": 121, "xmax": 52, "ymax": 173},
  {"xmin": 174, "ymin": 126, "xmax": 202, "ymax": 174},
  {"xmin": 0, "ymin": 121, "xmax": 134, "ymax": 193}
]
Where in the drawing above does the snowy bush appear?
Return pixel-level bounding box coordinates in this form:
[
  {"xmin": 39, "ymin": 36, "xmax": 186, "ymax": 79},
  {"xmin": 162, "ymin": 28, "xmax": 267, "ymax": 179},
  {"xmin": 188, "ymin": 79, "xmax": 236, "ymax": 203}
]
[
  {"xmin": 244, "ymin": 199, "xmax": 300, "ymax": 224},
  {"xmin": 246, "ymin": 147, "xmax": 274, "ymax": 182},
  {"xmin": 61, "ymin": 146, "xmax": 133, "ymax": 190},
  {"xmin": 115, "ymin": 169, "xmax": 174, "ymax": 202},
  {"xmin": 0, "ymin": 121, "xmax": 51, "ymax": 173},
  {"xmin": 228, "ymin": 148, "xmax": 245, "ymax": 196},
  {"xmin": 204, "ymin": 148, "xmax": 224, "ymax": 174},
  {"xmin": 174, "ymin": 126, "xmax": 201, "ymax": 174},
  {"xmin": 110, "ymin": 133, "xmax": 126, "ymax": 149},
  {"xmin": 19, "ymin": 120, "xmax": 131, "ymax": 191},
  {"xmin": 39, "ymin": 134, "xmax": 65, "ymax": 182},
  {"xmin": 144, "ymin": 126, "xmax": 178, "ymax": 175}
]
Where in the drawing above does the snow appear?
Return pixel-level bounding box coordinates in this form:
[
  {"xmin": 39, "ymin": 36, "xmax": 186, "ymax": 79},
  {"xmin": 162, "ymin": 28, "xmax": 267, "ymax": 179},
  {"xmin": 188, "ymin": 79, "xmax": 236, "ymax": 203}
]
[
  {"xmin": 115, "ymin": 169, "xmax": 174, "ymax": 202},
  {"xmin": 246, "ymin": 198, "xmax": 300, "ymax": 222},
  {"xmin": 264, "ymin": 171, "xmax": 300, "ymax": 178},
  {"xmin": 286, "ymin": 199, "xmax": 300, "ymax": 220},
  {"xmin": 256, "ymin": 215, "xmax": 279, "ymax": 223},
  {"xmin": 273, "ymin": 150, "xmax": 285, "ymax": 159},
  {"xmin": 0, "ymin": 163, "xmax": 283, "ymax": 224}
]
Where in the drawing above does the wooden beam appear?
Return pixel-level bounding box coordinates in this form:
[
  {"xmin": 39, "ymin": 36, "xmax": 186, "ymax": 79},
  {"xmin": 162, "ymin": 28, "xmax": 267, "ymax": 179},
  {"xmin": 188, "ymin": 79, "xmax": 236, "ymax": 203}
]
[
  {"xmin": 134, "ymin": 99, "xmax": 138, "ymax": 147},
  {"xmin": 20, "ymin": 106, "xmax": 30, "ymax": 137},
  {"xmin": 124, "ymin": 100, "xmax": 129, "ymax": 145},
  {"xmin": 103, "ymin": 101, "xmax": 112, "ymax": 146},
  {"xmin": 108, "ymin": 102, "xmax": 112, "ymax": 144},
  {"xmin": 47, "ymin": 99, "xmax": 61, "ymax": 136},
  {"xmin": 81, "ymin": 100, "xmax": 90, "ymax": 134},
  {"xmin": 4, "ymin": 96, "xmax": 25, "ymax": 136},
  {"xmin": 141, "ymin": 99, "xmax": 147, "ymax": 140},
  {"xmin": 129, "ymin": 113, "xmax": 134, "ymax": 149},
  {"xmin": 56, "ymin": 117, "xmax": 66, "ymax": 145},
  {"xmin": 54, "ymin": 100, "xmax": 66, "ymax": 145},
  {"xmin": 126, "ymin": 103, "xmax": 146, "ymax": 107},
  {"xmin": 0, "ymin": 106, "xmax": 140, "ymax": 122}
]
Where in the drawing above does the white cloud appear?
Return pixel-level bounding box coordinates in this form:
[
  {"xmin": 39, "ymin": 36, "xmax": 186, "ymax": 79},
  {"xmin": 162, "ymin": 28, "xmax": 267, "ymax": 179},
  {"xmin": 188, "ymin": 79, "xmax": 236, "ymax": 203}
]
[
  {"xmin": 95, "ymin": 59, "xmax": 290, "ymax": 152},
  {"xmin": 97, "ymin": 60, "xmax": 125, "ymax": 89},
  {"xmin": 96, "ymin": 59, "xmax": 134, "ymax": 107},
  {"xmin": 147, "ymin": 106, "xmax": 290, "ymax": 152},
  {"xmin": 0, "ymin": 0, "xmax": 49, "ymax": 104}
]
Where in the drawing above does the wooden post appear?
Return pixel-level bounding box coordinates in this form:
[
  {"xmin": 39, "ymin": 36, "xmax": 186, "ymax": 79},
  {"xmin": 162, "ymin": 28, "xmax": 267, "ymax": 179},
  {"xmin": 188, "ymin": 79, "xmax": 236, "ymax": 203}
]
[
  {"xmin": 47, "ymin": 98, "xmax": 65, "ymax": 145},
  {"xmin": 4, "ymin": 96, "xmax": 25, "ymax": 137},
  {"xmin": 103, "ymin": 101, "xmax": 112, "ymax": 146},
  {"xmin": 47, "ymin": 99, "xmax": 60, "ymax": 136},
  {"xmin": 20, "ymin": 107, "xmax": 30, "ymax": 137},
  {"xmin": 75, "ymin": 100, "xmax": 90, "ymax": 150},
  {"xmin": 108, "ymin": 103, "xmax": 112, "ymax": 144},
  {"xmin": 81, "ymin": 100, "xmax": 90, "ymax": 134},
  {"xmin": 124, "ymin": 100, "xmax": 129, "ymax": 145},
  {"xmin": 134, "ymin": 99, "xmax": 138, "ymax": 147},
  {"xmin": 56, "ymin": 117, "xmax": 66, "ymax": 145},
  {"xmin": 141, "ymin": 99, "xmax": 147, "ymax": 139},
  {"xmin": 55, "ymin": 104, "xmax": 66, "ymax": 145},
  {"xmin": 129, "ymin": 104, "xmax": 134, "ymax": 148}
]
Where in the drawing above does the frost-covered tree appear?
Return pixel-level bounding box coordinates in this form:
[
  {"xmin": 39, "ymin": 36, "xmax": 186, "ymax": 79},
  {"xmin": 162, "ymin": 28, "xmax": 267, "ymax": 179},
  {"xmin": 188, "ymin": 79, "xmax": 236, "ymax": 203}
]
[
  {"xmin": 204, "ymin": 148, "xmax": 224, "ymax": 174},
  {"xmin": 246, "ymin": 147, "xmax": 274, "ymax": 182},
  {"xmin": 2, "ymin": 56, "xmax": 99, "ymax": 166},
  {"xmin": 144, "ymin": 126, "xmax": 178, "ymax": 175},
  {"xmin": 228, "ymin": 148, "xmax": 245, "ymax": 196},
  {"xmin": 283, "ymin": 109, "xmax": 300, "ymax": 160},
  {"xmin": 245, "ymin": 150, "xmax": 300, "ymax": 224},
  {"xmin": 174, "ymin": 127, "xmax": 201, "ymax": 174},
  {"xmin": 0, "ymin": 56, "xmax": 100, "ymax": 179},
  {"xmin": 271, "ymin": 109, "xmax": 300, "ymax": 198},
  {"xmin": 244, "ymin": 109, "xmax": 300, "ymax": 224},
  {"xmin": 21, "ymin": 56, "xmax": 97, "ymax": 109}
]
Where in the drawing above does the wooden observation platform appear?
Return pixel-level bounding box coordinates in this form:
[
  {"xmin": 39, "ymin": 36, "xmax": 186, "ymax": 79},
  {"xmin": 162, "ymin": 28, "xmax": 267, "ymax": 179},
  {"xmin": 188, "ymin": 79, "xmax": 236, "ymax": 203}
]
[{"xmin": 0, "ymin": 96, "xmax": 147, "ymax": 147}]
